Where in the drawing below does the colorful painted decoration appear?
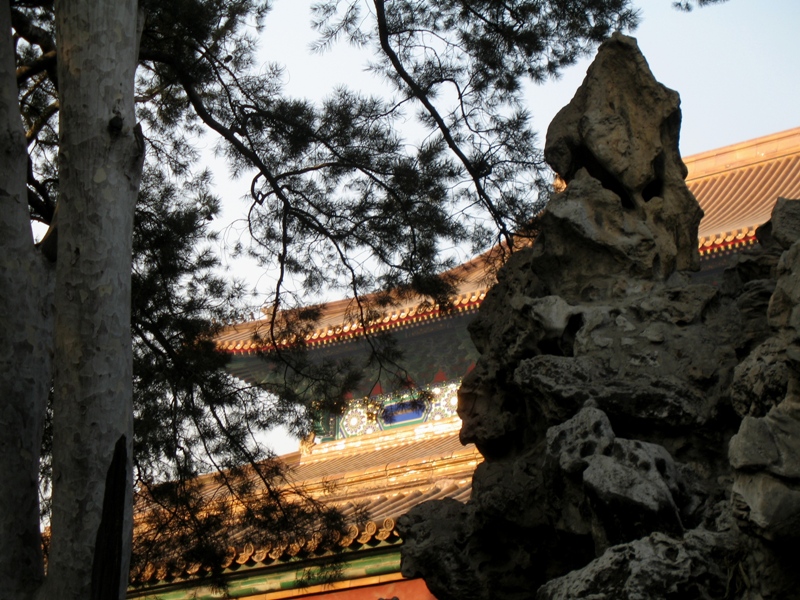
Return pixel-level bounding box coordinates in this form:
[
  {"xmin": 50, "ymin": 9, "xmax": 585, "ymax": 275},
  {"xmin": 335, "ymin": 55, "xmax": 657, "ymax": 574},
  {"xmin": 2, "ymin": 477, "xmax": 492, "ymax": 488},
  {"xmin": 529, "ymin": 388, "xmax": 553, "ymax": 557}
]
[{"xmin": 337, "ymin": 380, "xmax": 461, "ymax": 439}]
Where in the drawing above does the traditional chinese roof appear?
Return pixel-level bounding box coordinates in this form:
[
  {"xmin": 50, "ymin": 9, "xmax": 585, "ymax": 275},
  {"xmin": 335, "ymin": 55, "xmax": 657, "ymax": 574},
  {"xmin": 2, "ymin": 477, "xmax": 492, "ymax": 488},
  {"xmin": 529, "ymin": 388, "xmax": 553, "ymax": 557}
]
[
  {"xmin": 692, "ymin": 127, "xmax": 800, "ymax": 256},
  {"xmin": 285, "ymin": 416, "xmax": 476, "ymax": 513},
  {"xmin": 216, "ymin": 127, "xmax": 800, "ymax": 359},
  {"xmin": 214, "ymin": 251, "xmax": 493, "ymax": 355},
  {"xmin": 129, "ymin": 416, "xmax": 480, "ymax": 595}
]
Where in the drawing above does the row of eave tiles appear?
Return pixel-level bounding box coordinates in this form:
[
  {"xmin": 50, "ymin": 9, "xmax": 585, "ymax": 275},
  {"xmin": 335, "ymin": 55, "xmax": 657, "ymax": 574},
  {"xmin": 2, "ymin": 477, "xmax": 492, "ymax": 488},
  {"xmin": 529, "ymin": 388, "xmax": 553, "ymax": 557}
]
[
  {"xmin": 216, "ymin": 290, "xmax": 487, "ymax": 352},
  {"xmin": 131, "ymin": 481, "xmax": 470, "ymax": 585}
]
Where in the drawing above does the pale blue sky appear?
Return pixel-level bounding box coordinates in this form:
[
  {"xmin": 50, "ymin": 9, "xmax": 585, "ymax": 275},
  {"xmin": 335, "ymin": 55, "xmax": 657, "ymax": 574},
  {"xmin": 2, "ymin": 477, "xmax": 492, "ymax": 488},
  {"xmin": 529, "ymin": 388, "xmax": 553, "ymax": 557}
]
[
  {"xmin": 221, "ymin": 0, "xmax": 799, "ymax": 288},
  {"xmin": 220, "ymin": 0, "xmax": 800, "ymax": 293},
  {"xmin": 259, "ymin": 0, "xmax": 799, "ymax": 156},
  {"xmin": 219, "ymin": 0, "xmax": 800, "ymax": 295}
]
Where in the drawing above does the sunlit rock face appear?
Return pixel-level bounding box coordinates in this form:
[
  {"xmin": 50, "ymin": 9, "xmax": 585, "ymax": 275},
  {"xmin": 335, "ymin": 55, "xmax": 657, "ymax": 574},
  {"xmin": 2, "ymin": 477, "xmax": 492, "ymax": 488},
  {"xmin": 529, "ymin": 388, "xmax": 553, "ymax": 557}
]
[
  {"xmin": 399, "ymin": 32, "xmax": 800, "ymax": 600},
  {"xmin": 543, "ymin": 32, "xmax": 702, "ymax": 288}
]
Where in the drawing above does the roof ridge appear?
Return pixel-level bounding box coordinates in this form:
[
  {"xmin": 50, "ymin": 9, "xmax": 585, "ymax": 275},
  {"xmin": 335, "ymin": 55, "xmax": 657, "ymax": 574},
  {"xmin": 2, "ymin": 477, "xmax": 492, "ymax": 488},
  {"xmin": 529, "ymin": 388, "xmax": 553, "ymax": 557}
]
[{"xmin": 685, "ymin": 127, "xmax": 800, "ymax": 181}]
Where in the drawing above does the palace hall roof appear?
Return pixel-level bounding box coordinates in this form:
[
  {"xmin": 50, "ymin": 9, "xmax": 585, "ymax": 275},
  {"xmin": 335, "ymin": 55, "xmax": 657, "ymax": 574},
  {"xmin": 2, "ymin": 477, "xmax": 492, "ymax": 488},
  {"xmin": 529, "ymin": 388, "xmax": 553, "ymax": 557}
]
[
  {"xmin": 130, "ymin": 417, "xmax": 479, "ymax": 592},
  {"xmin": 692, "ymin": 127, "xmax": 800, "ymax": 256}
]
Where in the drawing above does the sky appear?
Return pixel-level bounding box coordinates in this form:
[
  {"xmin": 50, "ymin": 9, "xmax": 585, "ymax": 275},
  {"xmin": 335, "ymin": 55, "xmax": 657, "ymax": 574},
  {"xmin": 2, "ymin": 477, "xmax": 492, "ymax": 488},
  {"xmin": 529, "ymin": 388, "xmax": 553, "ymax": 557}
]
[
  {"xmin": 254, "ymin": 0, "xmax": 800, "ymax": 157},
  {"xmin": 222, "ymin": 0, "xmax": 800, "ymax": 453},
  {"xmin": 220, "ymin": 0, "xmax": 800, "ymax": 296}
]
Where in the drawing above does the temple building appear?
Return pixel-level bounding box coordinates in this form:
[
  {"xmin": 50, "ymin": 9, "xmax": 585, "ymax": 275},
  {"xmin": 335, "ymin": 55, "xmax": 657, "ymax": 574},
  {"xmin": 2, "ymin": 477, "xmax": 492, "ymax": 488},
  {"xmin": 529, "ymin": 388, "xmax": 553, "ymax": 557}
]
[{"xmin": 129, "ymin": 127, "xmax": 800, "ymax": 599}]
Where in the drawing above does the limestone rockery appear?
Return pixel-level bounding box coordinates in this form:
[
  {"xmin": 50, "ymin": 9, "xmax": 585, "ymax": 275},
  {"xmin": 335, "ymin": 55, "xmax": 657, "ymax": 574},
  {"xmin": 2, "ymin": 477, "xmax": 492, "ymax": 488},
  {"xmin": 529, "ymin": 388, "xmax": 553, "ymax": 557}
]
[{"xmin": 398, "ymin": 33, "xmax": 800, "ymax": 600}]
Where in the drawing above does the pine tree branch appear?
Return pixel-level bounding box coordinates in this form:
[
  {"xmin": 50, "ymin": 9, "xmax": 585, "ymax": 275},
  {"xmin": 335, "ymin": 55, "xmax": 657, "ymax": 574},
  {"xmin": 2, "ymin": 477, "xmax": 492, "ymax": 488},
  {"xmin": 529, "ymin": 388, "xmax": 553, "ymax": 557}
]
[
  {"xmin": 25, "ymin": 99, "xmax": 57, "ymax": 144},
  {"xmin": 10, "ymin": 8, "xmax": 58, "ymax": 87},
  {"xmin": 10, "ymin": 8, "xmax": 54, "ymax": 52},
  {"xmin": 372, "ymin": 0, "xmax": 514, "ymax": 247},
  {"xmin": 15, "ymin": 49, "xmax": 55, "ymax": 84}
]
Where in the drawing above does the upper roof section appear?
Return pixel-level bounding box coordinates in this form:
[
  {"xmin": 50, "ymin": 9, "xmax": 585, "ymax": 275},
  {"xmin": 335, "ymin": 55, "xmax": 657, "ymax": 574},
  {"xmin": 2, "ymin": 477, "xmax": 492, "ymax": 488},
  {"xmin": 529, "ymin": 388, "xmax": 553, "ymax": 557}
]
[
  {"xmin": 217, "ymin": 127, "xmax": 800, "ymax": 354},
  {"xmin": 285, "ymin": 415, "xmax": 478, "ymax": 502},
  {"xmin": 215, "ymin": 253, "xmax": 493, "ymax": 354},
  {"xmin": 690, "ymin": 127, "xmax": 800, "ymax": 253},
  {"xmin": 131, "ymin": 416, "xmax": 480, "ymax": 588}
]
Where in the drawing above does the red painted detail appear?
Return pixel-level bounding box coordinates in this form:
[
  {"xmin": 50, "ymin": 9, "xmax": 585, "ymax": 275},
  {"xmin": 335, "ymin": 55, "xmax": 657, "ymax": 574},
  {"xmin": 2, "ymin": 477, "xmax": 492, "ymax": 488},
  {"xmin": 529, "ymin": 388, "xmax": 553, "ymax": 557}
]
[
  {"xmin": 433, "ymin": 369, "xmax": 448, "ymax": 383},
  {"xmin": 296, "ymin": 577, "xmax": 436, "ymax": 599},
  {"xmin": 698, "ymin": 234, "xmax": 757, "ymax": 256},
  {"xmin": 220, "ymin": 300, "xmax": 485, "ymax": 354}
]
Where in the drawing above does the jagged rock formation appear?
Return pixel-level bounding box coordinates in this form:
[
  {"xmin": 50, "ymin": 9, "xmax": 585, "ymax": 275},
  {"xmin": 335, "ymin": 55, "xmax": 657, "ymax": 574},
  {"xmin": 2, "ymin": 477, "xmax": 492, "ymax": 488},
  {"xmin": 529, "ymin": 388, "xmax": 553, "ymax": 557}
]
[{"xmin": 398, "ymin": 32, "xmax": 800, "ymax": 600}]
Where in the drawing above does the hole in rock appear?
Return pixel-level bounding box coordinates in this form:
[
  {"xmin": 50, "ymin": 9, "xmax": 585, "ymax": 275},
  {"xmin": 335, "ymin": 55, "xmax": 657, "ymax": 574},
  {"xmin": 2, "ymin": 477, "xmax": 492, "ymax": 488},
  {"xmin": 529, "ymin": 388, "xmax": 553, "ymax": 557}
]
[
  {"xmin": 572, "ymin": 147, "xmax": 635, "ymax": 209},
  {"xmin": 641, "ymin": 178, "xmax": 663, "ymax": 202},
  {"xmin": 665, "ymin": 546, "xmax": 679, "ymax": 562},
  {"xmin": 559, "ymin": 313, "xmax": 584, "ymax": 357},
  {"xmin": 642, "ymin": 151, "xmax": 665, "ymax": 201},
  {"xmin": 579, "ymin": 440, "xmax": 597, "ymax": 458},
  {"xmin": 537, "ymin": 312, "xmax": 584, "ymax": 357},
  {"xmin": 538, "ymin": 338, "xmax": 563, "ymax": 356},
  {"xmin": 651, "ymin": 254, "xmax": 662, "ymax": 279}
]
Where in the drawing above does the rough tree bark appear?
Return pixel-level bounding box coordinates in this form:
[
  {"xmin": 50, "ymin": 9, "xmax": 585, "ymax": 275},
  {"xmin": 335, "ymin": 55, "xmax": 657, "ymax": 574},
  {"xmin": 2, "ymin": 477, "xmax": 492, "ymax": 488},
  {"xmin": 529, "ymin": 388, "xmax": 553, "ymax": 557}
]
[
  {"xmin": 0, "ymin": 0, "xmax": 144, "ymax": 598},
  {"xmin": 0, "ymin": 1, "xmax": 54, "ymax": 597}
]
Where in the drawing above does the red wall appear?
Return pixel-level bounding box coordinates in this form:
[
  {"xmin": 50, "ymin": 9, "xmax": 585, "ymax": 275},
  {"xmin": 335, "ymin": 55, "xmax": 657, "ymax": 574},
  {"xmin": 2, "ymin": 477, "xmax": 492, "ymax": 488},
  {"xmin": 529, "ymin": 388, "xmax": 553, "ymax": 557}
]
[{"xmin": 298, "ymin": 578, "xmax": 436, "ymax": 599}]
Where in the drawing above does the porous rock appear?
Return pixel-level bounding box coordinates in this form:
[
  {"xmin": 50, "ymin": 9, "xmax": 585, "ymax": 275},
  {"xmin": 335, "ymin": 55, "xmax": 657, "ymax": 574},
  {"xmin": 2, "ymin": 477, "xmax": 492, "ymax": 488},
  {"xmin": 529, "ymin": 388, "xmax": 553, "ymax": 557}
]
[
  {"xmin": 536, "ymin": 529, "xmax": 735, "ymax": 600},
  {"xmin": 729, "ymin": 202, "xmax": 800, "ymax": 544},
  {"xmin": 543, "ymin": 32, "xmax": 702, "ymax": 285},
  {"xmin": 400, "ymin": 31, "xmax": 800, "ymax": 600},
  {"xmin": 770, "ymin": 197, "xmax": 800, "ymax": 250},
  {"xmin": 729, "ymin": 337, "xmax": 789, "ymax": 418}
]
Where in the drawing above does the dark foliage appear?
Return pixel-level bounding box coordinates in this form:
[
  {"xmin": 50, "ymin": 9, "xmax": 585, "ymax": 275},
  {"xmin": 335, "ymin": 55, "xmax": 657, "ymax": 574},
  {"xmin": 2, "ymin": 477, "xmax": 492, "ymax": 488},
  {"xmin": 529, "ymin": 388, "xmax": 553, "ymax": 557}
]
[{"xmin": 672, "ymin": 0, "xmax": 728, "ymax": 11}]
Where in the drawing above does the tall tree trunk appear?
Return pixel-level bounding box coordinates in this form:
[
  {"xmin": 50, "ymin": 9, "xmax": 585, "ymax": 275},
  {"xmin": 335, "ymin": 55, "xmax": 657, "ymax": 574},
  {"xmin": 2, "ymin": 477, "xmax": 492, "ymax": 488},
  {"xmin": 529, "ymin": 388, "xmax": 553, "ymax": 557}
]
[
  {"xmin": 41, "ymin": 1, "xmax": 144, "ymax": 598},
  {"xmin": 0, "ymin": 1, "xmax": 54, "ymax": 597}
]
